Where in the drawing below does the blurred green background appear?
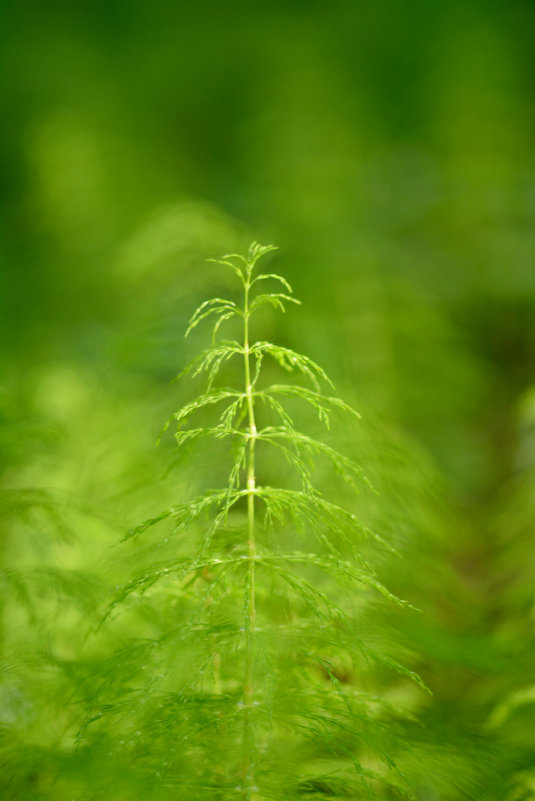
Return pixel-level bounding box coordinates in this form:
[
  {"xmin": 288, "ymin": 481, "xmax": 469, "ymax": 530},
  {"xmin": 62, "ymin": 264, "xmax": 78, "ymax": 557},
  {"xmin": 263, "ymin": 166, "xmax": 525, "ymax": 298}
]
[{"xmin": 2, "ymin": 1, "xmax": 535, "ymax": 799}]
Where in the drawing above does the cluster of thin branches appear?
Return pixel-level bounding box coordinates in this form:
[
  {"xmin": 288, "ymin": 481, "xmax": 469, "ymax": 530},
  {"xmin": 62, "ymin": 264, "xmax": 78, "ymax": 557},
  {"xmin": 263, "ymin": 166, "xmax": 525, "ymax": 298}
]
[{"xmin": 83, "ymin": 243, "xmax": 423, "ymax": 801}]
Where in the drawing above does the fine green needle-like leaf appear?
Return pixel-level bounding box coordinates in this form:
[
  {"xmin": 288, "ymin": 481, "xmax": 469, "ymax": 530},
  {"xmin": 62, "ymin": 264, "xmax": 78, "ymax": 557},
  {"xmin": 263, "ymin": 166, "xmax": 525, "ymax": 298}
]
[{"xmin": 95, "ymin": 242, "xmax": 423, "ymax": 801}]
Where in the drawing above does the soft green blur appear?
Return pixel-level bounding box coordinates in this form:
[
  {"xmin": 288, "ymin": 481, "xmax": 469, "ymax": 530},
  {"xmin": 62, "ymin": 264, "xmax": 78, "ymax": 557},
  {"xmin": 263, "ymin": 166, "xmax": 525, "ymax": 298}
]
[{"xmin": 2, "ymin": 1, "xmax": 535, "ymax": 799}]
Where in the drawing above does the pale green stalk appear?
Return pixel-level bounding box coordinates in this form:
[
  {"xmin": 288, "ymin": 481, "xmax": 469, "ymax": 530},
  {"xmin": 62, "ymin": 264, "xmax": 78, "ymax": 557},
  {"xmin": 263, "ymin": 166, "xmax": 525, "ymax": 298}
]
[{"xmin": 243, "ymin": 260, "xmax": 257, "ymax": 799}]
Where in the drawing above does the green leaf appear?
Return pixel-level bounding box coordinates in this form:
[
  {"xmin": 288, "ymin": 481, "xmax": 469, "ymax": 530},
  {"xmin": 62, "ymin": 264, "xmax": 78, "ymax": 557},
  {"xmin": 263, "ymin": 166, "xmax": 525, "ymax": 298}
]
[
  {"xmin": 249, "ymin": 293, "xmax": 301, "ymax": 315},
  {"xmin": 206, "ymin": 256, "xmax": 246, "ymax": 283},
  {"xmin": 258, "ymin": 425, "xmax": 374, "ymax": 491},
  {"xmin": 177, "ymin": 341, "xmax": 243, "ymax": 389},
  {"xmin": 185, "ymin": 297, "xmax": 241, "ymax": 337},
  {"xmin": 247, "ymin": 241, "xmax": 278, "ymax": 267},
  {"xmin": 251, "ymin": 272, "xmax": 294, "ymax": 293},
  {"xmin": 263, "ymin": 384, "xmax": 361, "ymax": 427},
  {"xmin": 249, "ymin": 342, "xmax": 333, "ymax": 390}
]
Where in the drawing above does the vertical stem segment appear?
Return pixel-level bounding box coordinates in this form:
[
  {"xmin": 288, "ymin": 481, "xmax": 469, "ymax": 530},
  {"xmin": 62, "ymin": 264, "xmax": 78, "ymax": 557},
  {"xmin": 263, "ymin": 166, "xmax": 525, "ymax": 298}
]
[{"xmin": 243, "ymin": 271, "xmax": 257, "ymax": 798}]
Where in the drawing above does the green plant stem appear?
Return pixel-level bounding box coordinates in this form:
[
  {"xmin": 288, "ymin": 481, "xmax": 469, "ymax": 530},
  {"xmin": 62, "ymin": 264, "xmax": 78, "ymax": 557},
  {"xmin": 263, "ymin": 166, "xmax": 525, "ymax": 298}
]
[{"xmin": 243, "ymin": 271, "xmax": 257, "ymax": 799}]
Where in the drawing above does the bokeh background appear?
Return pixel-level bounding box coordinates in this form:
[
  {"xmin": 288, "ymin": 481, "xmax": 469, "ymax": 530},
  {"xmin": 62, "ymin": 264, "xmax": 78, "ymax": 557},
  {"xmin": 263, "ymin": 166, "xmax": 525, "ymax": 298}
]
[{"xmin": 2, "ymin": 1, "xmax": 535, "ymax": 799}]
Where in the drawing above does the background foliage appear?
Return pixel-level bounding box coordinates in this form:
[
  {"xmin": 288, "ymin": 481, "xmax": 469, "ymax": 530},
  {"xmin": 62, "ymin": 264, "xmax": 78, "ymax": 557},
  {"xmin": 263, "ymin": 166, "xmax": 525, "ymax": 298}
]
[{"xmin": 1, "ymin": 1, "xmax": 535, "ymax": 799}]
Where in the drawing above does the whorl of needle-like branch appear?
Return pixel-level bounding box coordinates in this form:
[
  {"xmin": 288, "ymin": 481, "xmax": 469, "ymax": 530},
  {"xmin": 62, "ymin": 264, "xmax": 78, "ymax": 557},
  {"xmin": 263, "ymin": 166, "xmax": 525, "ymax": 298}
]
[{"xmin": 95, "ymin": 242, "xmax": 425, "ymax": 801}]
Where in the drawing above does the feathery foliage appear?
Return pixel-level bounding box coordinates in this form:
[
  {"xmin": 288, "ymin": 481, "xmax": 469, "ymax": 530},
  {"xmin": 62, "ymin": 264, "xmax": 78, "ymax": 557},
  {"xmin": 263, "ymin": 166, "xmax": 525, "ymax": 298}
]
[{"xmin": 79, "ymin": 243, "xmax": 424, "ymax": 800}]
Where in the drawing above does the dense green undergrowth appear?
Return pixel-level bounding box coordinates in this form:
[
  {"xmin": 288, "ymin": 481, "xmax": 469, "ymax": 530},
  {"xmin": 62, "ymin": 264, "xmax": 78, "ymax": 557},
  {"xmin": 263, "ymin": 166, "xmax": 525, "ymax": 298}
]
[{"xmin": 2, "ymin": 242, "xmax": 535, "ymax": 801}]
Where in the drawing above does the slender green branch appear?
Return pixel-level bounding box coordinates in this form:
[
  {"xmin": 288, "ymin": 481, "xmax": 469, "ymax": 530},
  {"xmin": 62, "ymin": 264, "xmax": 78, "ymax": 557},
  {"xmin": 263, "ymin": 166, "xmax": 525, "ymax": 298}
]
[{"xmin": 243, "ymin": 257, "xmax": 258, "ymax": 800}]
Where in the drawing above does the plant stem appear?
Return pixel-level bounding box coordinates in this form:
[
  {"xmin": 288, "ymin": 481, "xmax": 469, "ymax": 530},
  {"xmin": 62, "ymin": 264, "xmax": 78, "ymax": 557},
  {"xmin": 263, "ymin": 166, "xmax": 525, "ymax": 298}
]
[{"xmin": 243, "ymin": 269, "xmax": 257, "ymax": 799}]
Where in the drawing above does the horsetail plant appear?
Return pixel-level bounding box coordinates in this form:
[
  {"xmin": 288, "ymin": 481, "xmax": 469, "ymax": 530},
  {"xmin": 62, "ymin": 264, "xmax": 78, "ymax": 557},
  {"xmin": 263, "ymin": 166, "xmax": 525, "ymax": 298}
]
[{"xmin": 83, "ymin": 243, "xmax": 425, "ymax": 801}]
